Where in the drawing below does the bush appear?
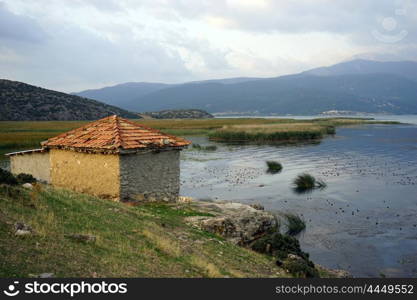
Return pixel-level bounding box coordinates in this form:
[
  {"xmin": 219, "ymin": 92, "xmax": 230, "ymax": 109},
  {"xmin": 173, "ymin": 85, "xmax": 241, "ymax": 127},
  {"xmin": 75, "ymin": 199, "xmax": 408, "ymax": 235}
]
[
  {"xmin": 285, "ymin": 214, "xmax": 306, "ymax": 236},
  {"xmin": 0, "ymin": 168, "xmax": 18, "ymax": 185},
  {"xmin": 293, "ymin": 173, "xmax": 316, "ymax": 190},
  {"xmin": 16, "ymin": 173, "xmax": 37, "ymax": 184},
  {"xmin": 250, "ymin": 231, "xmax": 318, "ymax": 277},
  {"xmin": 282, "ymin": 258, "xmax": 319, "ymax": 278},
  {"xmin": 251, "ymin": 232, "xmax": 310, "ymax": 261},
  {"xmin": 293, "ymin": 173, "xmax": 327, "ymax": 193},
  {"xmin": 266, "ymin": 161, "xmax": 282, "ymax": 174}
]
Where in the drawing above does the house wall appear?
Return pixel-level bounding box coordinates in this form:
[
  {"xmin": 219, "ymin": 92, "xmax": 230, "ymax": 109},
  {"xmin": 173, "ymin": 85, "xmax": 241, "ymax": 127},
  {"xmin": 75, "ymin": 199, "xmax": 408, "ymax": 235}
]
[
  {"xmin": 10, "ymin": 152, "xmax": 51, "ymax": 182},
  {"xmin": 49, "ymin": 149, "xmax": 120, "ymax": 200},
  {"xmin": 120, "ymin": 150, "xmax": 180, "ymax": 202}
]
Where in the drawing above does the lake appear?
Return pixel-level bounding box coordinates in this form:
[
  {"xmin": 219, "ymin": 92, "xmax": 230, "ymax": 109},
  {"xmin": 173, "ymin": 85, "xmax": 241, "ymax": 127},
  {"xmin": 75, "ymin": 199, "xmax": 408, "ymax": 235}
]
[{"xmin": 180, "ymin": 115, "xmax": 417, "ymax": 277}]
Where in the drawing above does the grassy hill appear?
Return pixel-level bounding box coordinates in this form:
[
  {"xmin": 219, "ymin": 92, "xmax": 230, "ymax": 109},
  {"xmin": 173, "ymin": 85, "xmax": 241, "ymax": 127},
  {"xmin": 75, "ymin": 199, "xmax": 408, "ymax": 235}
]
[
  {"xmin": 0, "ymin": 79, "xmax": 138, "ymax": 121},
  {"xmin": 0, "ymin": 184, "xmax": 289, "ymax": 278}
]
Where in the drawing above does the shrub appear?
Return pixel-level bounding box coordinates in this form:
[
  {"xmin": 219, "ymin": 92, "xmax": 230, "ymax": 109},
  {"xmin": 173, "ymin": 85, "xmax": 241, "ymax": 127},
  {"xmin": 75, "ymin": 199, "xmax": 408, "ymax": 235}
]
[
  {"xmin": 266, "ymin": 161, "xmax": 283, "ymax": 174},
  {"xmin": 293, "ymin": 173, "xmax": 327, "ymax": 193},
  {"xmin": 293, "ymin": 173, "xmax": 316, "ymax": 190},
  {"xmin": 284, "ymin": 214, "xmax": 306, "ymax": 236},
  {"xmin": 282, "ymin": 258, "xmax": 319, "ymax": 278},
  {"xmin": 251, "ymin": 232, "xmax": 310, "ymax": 262},
  {"xmin": 16, "ymin": 173, "xmax": 37, "ymax": 184},
  {"xmin": 0, "ymin": 168, "xmax": 18, "ymax": 185}
]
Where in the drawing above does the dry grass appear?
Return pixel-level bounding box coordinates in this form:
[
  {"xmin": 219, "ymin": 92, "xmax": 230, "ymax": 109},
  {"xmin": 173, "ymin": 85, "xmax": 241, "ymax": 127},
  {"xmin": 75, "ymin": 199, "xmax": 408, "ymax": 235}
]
[
  {"xmin": 142, "ymin": 228, "xmax": 182, "ymax": 258},
  {"xmin": 189, "ymin": 255, "xmax": 223, "ymax": 278},
  {"xmin": 220, "ymin": 123, "xmax": 325, "ymax": 133}
]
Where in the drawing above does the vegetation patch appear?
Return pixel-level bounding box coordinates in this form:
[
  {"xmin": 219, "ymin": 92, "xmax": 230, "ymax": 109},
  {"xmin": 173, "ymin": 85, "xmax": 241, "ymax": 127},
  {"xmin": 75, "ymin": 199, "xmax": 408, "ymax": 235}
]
[
  {"xmin": 284, "ymin": 214, "xmax": 306, "ymax": 236},
  {"xmin": 208, "ymin": 123, "xmax": 327, "ymax": 142},
  {"xmin": 250, "ymin": 232, "xmax": 318, "ymax": 277},
  {"xmin": 0, "ymin": 169, "xmax": 18, "ymax": 185},
  {"xmin": 266, "ymin": 161, "xmax": 283, "ymax": 174},
  {"xmin": 293, "ymin": 173, "xmax": 326, "ymax": 193}
]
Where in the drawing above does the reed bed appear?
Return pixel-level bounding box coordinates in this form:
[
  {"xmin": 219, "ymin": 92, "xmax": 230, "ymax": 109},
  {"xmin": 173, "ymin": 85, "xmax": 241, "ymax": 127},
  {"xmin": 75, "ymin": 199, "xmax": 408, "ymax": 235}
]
[{"xmin": 208, "ymin": 123, "xmax": 331, "ymax": 142}]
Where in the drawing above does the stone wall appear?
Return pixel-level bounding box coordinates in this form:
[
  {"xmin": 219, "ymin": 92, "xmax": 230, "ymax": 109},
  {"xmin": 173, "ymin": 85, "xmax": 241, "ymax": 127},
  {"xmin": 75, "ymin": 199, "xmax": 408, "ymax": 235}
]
[
  {"xmin": 10, "ymin": 151, "xmax": 51, "ymax": 182},
  {"xmin": 120, "ymin": 150, "xmax": 180, "ymax": 202},
  {"xmin": 49, "ymin": 149, "xmax": 120, "ymax": 200}
]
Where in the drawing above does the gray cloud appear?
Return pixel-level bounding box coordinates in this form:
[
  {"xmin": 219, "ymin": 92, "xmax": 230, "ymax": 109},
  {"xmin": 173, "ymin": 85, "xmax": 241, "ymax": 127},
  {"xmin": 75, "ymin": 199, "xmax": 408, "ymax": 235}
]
[
  {"xmin": 0, "ymin": 0, "xmax": 416, "ymax": 92},
  {"xmin": 0, "ymin": 2, "xmax": 47, "ymax": 43}
]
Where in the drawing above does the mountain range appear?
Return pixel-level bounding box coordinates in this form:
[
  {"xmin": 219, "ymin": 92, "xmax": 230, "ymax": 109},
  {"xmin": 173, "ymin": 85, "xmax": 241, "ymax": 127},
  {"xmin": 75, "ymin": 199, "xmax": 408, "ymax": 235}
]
[{"xmin": 74, "ymin": 59, "xmax": 417, "ymax": 115}]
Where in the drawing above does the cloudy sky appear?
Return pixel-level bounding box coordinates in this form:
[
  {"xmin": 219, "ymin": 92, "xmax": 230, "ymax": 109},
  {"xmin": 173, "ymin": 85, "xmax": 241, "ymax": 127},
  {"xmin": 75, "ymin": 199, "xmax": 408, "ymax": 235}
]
[{"xmin": 0, "ymin": 0, "xmax": 416, "ymax": 92}]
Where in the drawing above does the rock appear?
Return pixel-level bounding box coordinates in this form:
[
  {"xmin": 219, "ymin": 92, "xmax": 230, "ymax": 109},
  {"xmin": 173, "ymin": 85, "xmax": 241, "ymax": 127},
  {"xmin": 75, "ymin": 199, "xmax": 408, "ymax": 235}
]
[
  {"xmin": 178, "ymin": 196, "xmax": 194, "ymax": 203},
  {"xmin": 15, "ymin": 229, "xmax": 32, "ymax": 236},
  {"xmin": 22, "ymin": 183, "xmax": 33, "ymax": 189},
  {"xmin": 29, "ymin": 273, "xmax": 54, "ymax": 278},
  {"xmin": 65, "ymin": 234, "xmax": 96, "ymax": 243},
  {"xmin": 316, "ymin": 264, "xmax": 353, "ymax": 278},
  {"xmin": 249, "ymin": 203, "xmax": 264, "ymax": 210},
  {"xmin": 185, "ymin": 200, "xmax": 277, "ymax": 245},
  {"xmin": 14, "ymin": 222, "xmax": 33, "ymax": 236}
]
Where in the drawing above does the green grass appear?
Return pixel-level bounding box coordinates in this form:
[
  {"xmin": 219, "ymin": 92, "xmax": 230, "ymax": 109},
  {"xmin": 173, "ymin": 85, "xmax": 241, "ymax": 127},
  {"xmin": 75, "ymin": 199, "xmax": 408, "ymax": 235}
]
[
  {"xmin": 293, "ymin": 173, "xmax": 327, "ymax": 193},
  {"xmin": 266, "ymin": 161, "xmax": 283, "ymax": 174},
  {"xmin": 0, "ymin": 184, "xmax": 289, "ymax": 278},
  {"xmin": 293, "ymin": 173, "xmax": 316, "ymax": 190},
  {"xmin": 284, "ymin": 214, "xmax": 306, "ymax": 236}
]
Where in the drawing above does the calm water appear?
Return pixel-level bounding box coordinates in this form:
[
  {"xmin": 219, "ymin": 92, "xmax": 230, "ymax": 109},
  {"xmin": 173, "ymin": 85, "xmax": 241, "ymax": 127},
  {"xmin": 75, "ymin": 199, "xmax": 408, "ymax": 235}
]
[{"xmin": 180, "ymin": 116, "xmax": 417, "ymax": 277}]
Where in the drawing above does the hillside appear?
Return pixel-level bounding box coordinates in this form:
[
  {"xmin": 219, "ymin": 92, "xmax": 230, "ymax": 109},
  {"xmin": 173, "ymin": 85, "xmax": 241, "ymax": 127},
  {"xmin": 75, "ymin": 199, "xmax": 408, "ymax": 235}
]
[
  {"xmin": 72, "ymin": 60, "xmax": 417, "ymax": 115},
  {"xmin": 0, "ymin": 79, "xmax": 138, "ymax": 121},
  {"xmin": 0, "ymin": 183, "xmax": 288, "ymax": 278}
]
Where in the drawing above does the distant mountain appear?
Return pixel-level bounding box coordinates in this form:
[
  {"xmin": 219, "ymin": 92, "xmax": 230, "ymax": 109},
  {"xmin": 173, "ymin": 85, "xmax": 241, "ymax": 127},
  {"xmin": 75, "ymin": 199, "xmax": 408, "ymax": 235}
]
[
  {"xmin": 72, "ymin": 59, "xmax": 417, "ymax": 115},
  {"xmin": 0, "ymin": 79, "xmax": 138, "ymax": 121},
  {"xmin": 73, "ymin": 78, "xmax": 261, "ymax": 110},
  {"xmin": 304, "ymin": 59, "xmax": 417, "ymax": 82},
  {"xmin": 125, "ymin": 73, "xmax": 417, "ymax": 115},
  {"xmin": 73, "ymin": 82, "xmax": 170, "ymax": 108}
]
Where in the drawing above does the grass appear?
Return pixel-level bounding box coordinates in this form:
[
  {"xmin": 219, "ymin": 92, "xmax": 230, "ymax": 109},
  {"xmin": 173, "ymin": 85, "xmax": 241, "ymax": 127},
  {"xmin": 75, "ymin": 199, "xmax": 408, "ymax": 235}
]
[
  {"xmin": 0, "ymin": 184, "xmax": 289, "ymax": 278},
  {"xmin": 208, "ymin": 123, "xmax": 327, "ymax": 142},
  {"xmin": 293, "ymin": 173, "xmax": 316, "ymax": 190},
  {"xmin": 266, "ymin": 161, "xmax": 283, "ymax": 174},
  {"xmin": 284, "ymin": 214, "xmax": 306, "ymax": 236},
  {"xmin": 293, "ymin": 173, "xmax": 327, "ymax": 193}
]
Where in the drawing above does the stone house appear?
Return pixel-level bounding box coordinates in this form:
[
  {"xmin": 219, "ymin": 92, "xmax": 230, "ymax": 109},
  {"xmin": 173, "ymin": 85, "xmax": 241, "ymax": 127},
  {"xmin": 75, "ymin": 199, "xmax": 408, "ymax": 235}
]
[{"xmin": 6, "ymin": 115, "xmax": 191, "ymax": 201}]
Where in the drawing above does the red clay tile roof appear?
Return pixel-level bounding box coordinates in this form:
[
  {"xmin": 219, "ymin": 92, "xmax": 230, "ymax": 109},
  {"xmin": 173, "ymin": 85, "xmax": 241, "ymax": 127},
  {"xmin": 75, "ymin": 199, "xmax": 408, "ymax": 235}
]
[{"xmin": 43, "ymin": 115, "xmax": 191, "ymax": 152}]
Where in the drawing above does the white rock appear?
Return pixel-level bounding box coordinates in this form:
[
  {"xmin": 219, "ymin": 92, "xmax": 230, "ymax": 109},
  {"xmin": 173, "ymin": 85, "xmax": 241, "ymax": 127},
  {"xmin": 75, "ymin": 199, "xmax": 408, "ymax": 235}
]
[
  {"xmin": 15, "ymin": 229, "xmax": 31, "ymax": 236},
  {"xmin": 22, "ymin": 183, "xmax": 33, "ymax": 189}
]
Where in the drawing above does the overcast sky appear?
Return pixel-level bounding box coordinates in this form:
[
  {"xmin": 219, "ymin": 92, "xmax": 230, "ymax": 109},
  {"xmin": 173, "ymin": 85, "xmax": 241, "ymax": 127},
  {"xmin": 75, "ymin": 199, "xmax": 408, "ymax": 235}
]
[{"xmin": 0, "ymin": 0, "xmax": 416, "ymax": 92}]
